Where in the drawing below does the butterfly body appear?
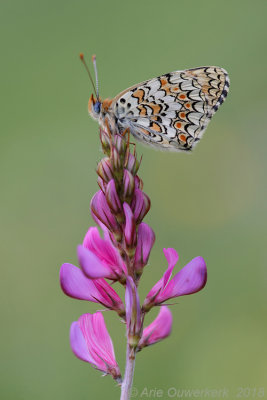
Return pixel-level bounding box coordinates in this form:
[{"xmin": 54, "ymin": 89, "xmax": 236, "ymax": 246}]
[{"xmin": 88, "ymin": 66, "xmax": 229, "ymax": 152}]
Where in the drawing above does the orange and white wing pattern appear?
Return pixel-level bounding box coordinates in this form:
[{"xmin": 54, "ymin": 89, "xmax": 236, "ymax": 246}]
[{"xmin": 112, "ymin": 67, "xmax": 229, "ymax": 151}]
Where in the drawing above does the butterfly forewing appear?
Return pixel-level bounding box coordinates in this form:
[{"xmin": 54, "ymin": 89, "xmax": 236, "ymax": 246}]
[{"xmin": 112, "ymin": 67, "xmax": 229, "ymax": 151}]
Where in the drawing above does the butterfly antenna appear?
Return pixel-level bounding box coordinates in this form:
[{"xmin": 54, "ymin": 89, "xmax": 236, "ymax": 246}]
[
  {"xmin": 79, "ymin": 53, "xmax": 97, "ymax": 98},
  {"xmin": 92, "ymin": 54, "xmax": 99, "ymax": 100}
]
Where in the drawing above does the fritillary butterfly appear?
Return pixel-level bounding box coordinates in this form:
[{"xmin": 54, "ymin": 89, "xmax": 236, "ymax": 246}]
[{"xmin": 81, "ymin": 55, "xmax": 230, "ymax": 152}]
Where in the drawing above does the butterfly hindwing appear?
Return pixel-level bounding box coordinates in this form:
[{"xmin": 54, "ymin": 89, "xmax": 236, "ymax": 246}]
[{"xmin": 112, "ymin": 67, "xmax": 229, "ymax": 151}]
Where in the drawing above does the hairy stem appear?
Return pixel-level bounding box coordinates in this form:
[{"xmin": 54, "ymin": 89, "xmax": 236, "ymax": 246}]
[{"xmin": 120, "ymin": 345, "xmax": 136, "ymax": 400}]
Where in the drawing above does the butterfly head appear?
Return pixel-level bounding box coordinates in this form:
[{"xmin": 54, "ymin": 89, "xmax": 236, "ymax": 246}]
[{"xmin": 88, "ymin": 94, "xmax": 102, "ymax": 120}]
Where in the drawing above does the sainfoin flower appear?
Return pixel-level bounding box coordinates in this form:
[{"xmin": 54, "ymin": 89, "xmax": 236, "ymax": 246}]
[
  {"xmin": 59, "ymin": 263, "xmax": 125, "ymax": 316},
  {"xmin": 143, "ymin": 248, "xmax": 207, "ymax": 312},
  {"xmin": 70, "ymin": 312, "xmax": 121, "ymax": 381},
  {"xmin": 138, "ymin": 307, "xmax": 172, "ymax": 350},
  {"xmin": 80, "ymin": 226, "xmax": 127, "ymax": 281},
  {"xmin": 60, "ymin": 124, "xmax": 208, "ymax": 398}
]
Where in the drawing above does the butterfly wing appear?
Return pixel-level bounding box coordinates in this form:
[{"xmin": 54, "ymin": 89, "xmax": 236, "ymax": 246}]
[{"xmin": 112, "ymin": 67, "xmax": 229, "ymax": 151}]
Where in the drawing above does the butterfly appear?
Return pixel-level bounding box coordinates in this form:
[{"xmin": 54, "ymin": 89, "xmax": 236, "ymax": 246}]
[{"xmin": 81, "ymin": 54, "xmax": 229, "ymax": 152}]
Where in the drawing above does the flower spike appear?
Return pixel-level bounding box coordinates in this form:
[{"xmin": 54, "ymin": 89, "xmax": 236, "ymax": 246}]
[{"xmin": 60, "ymin": 123, "xmax": 208, "ymax": 397}]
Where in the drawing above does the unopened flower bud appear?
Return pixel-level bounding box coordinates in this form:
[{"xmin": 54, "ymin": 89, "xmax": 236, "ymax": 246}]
[
  {"xmin": 123, "ymin": 203, "xmax": 136, "ymax": 254},
  {"xmin": 100, "ymin": 129, "xmax": 111, "ymax": 155},
  {"xmin": 123, "ymin": 170, "xmax": 135, "ymax": 202},
  {"xmin": 114, "ymin": 135, "xmax": 127, "ymax": 158},
  {"xmin": 134, "ymin": 223, "xmax": 155, "ymax": 273},
  {"xmin": 134, "ymin": 176, "xmax": 143, "ymax": 190},
  {"xmin": 131, "ymin": 189, "xmax": 151, "ymax": 224},
  {"xmin": 106, "ymin": 179, "xmax": 123, "ymax": 218},
  {"xmin": 126, "ymin": 153, "xmax": 140, "ymax": 175},
  {"xmin": 97, "ymin": 177, "xmax": 106, "ymax": 192},
  {"xmin": 97, "ymin": 158, "xmax": 113, "ymax": 183},
  {"xmin": 111, "ymin": 147, "xmax": 122, "ymax": 172}
]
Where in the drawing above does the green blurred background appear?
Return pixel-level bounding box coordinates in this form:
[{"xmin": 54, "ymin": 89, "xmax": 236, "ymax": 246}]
[{"xmin": 1, "ymin": 1, "xmax": 267, "ymax": 399}]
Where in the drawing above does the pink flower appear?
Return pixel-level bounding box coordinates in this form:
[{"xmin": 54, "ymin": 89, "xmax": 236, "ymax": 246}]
[
  {"xmin": 143, "ymin": 248, "xmax": 207, "ymax": 311},
  {"xmin": 70, "ymin": 312, "xmax": 121, "ymax": 381},
  {"xmin": 60, "ymin": 263, "xmax": 124, "ymax": 316},
  {"xmin": 138, "ymin": 307, "xmax": 172, "ymax": 350},
  {"xmin": 91, "ymin": 190, "xmax": 122, "ymax": 241},
  {"xmin": 80, "ymin": 227, "xmax": 126, "ymax": 281}
]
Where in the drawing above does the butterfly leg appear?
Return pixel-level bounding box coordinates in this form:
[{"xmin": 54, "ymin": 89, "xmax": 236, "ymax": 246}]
[
  {"xmin": 123, "ymin": 128, "xmax": 138, "ymax": 161},
  {"xmin": 124, "ymin": 129, "xmax": 131, "ymax": 167},
  {"xmin": 124, "ymin": 129, "xmax": 138, "ymax": 167},
  {"xmin": 121, "ymin": 128, "xmax": 130, "ymax": 137},
  {"xmin": 104, "ymin": 119, "xmax": 113, "ymax": 140}
]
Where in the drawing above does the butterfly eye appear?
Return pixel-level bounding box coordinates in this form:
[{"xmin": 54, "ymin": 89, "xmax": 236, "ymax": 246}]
[{"xmin": 94, "ymin": 101, "xmax": 101, "ymax": 114}]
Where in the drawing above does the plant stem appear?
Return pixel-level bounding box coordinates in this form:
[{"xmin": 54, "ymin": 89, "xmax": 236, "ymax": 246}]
[{"xmin": 120, "ymin": 345, "xmax": 136, "ymax": 400}]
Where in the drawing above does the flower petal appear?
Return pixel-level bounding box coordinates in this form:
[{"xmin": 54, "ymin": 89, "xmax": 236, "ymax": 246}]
[
  {"xmin": 139, "ymin": 307, "xmax": 172, "ymax": 349},
  {"xmin": 143, "ymin": 248, "xmax": 178, "ymax": 308},
  {"xmin": 83, "ymin": 227, "xmax": 126, "ymax": 277},
  {"xmin": 60, "ymin": 263, "xmax": 124, "ymax": 313},
  {"xmin": 143, "ymin": 278, "xmax": 163, "ymax": 309},
  {"xmin": 160, "ymin": 256, "xmax": 207, "ymax": 301},
  {"xmin": 70, "ymin": 321, "xmax": 95, "ymax": 364},
  {"xmin": 162, "ymin": 248, "xmax": 179, "ymax": 288},
  {"xmin": 94, "ymin": 279, "xmax": 124, "ymax": 313},
  {"xmin": 78, "ymin": 313, "xmax": 120, "ymax": 374},
  {"xmin": 60, "ymin": 263, "xmax": 99, "ymax": 302},
  {"xmin": 77, "ymin": 244, "xmax": 111, "ymax": 279}
]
